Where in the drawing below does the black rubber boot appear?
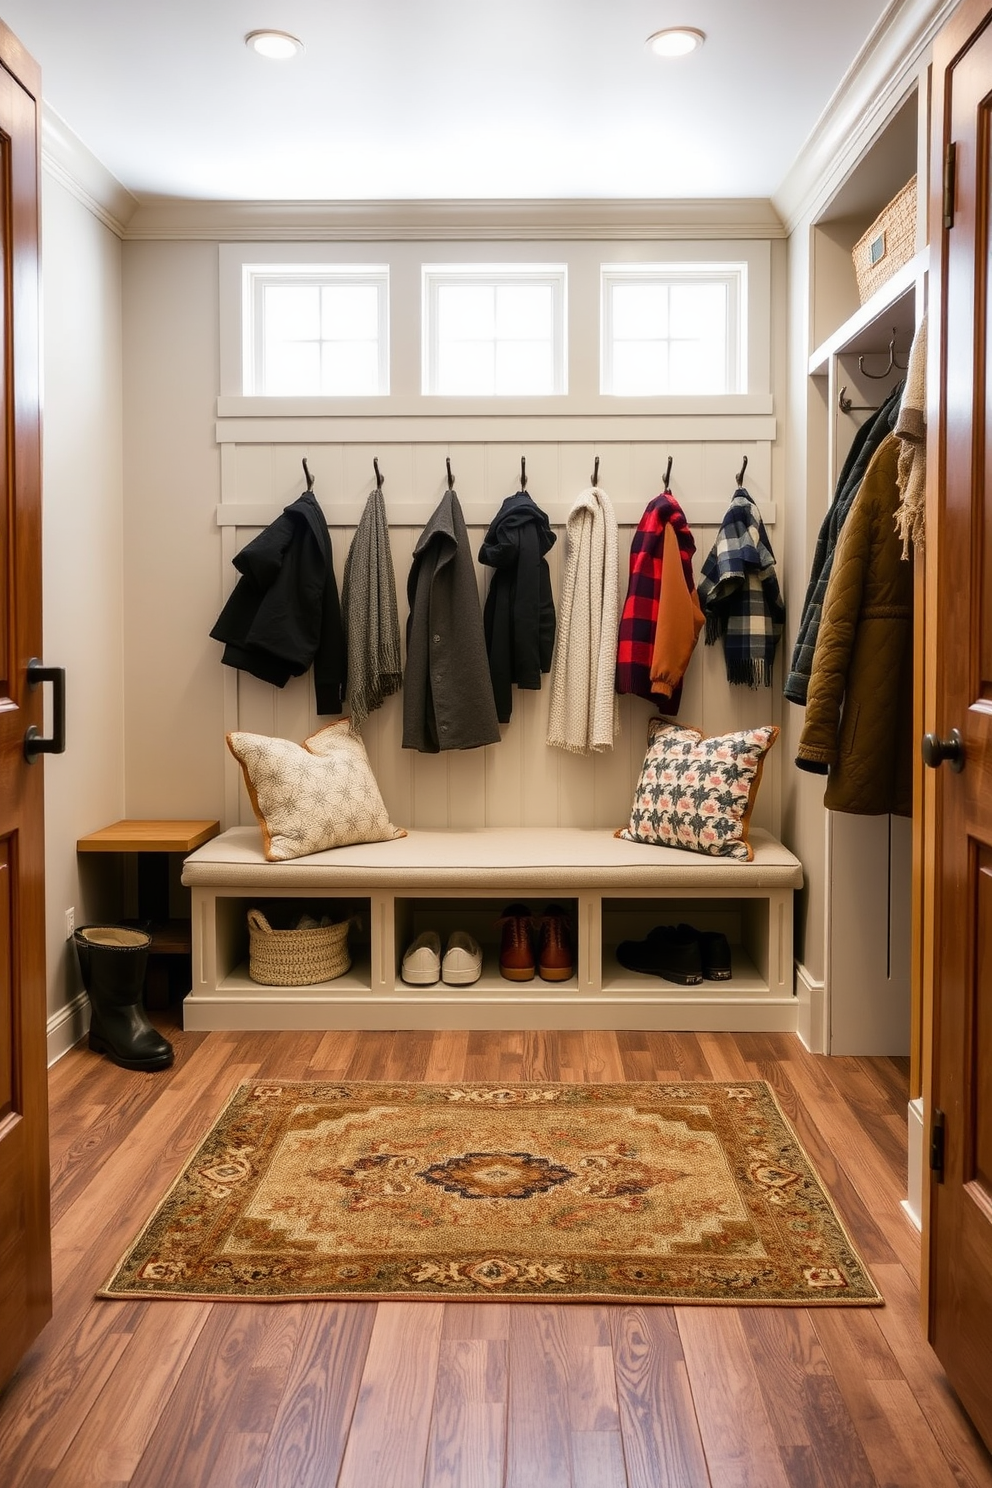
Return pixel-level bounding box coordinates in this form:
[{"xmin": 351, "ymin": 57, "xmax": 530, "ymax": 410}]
[{"xmin": 74, "ymin": 926, "xmax": 174, "ymax": 1071}]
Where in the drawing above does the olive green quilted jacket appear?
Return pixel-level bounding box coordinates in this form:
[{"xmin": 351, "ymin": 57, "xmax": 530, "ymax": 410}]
[{"xmin": 795, "ymin": 433, "xmax": 913, "ymax": 816}]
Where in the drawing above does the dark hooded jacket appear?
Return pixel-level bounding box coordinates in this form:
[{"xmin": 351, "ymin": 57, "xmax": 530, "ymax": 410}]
[
  {"xmin": 403, "ymin": 489, "xmax": 501, "ymax": 753},
  {"xmin": 478, "ymin": 491, "xmax": 557, "ymax": 724},
  {"xmin": 210, "ymin": 490, "xmax": 345, "ymax": 714}
]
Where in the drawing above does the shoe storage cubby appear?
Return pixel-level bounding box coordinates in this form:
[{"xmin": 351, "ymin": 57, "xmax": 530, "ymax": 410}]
[
  {"xmin": 208, "ymin": 893, "xmax": 373, "ymax": 1003},
  {"xmin": 183, "ymin": 825, "xmax": 802, "ymax": 1031},
  {"xmin": 394, "ymin": 896, "xmax": 580, "ymax": 994},
  {"xmin": 601, "ymin": 897, "xmax": 773, "ymax": 998}
]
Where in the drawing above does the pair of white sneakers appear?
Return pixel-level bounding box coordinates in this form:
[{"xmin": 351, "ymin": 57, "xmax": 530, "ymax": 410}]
[{"xmin": 401, "ymin": 930, "xmax": 482, "ymax": 986}]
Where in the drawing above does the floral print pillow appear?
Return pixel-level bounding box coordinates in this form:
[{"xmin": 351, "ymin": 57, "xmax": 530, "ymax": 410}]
[{"xmin": 618, "ymin": 720, "xmax": 779, "ymax": 861}]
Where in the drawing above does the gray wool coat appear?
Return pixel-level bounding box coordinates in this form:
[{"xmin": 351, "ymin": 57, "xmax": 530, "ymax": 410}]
[{"xmin": 402, "ymin": 490, "xmax": 501, "ymax": 753}]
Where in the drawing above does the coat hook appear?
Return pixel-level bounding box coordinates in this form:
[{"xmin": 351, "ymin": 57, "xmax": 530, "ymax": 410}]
[
  {"xmin": 838, "ymin": 385, "xmax": 881, "ymax": 415},
  {"xmin": 373, "ymin": 457, "xmax": 384, "ymax": 490},
  {"xmin": 858, "ymin": 328, "xmax": 909, "ymax": 379},
  {"xmin": 736, "ymin": 454, "xmax": 748, "ymax": 487},
  {"xmin": 446, "ymin": 457, "xmax": 455, "ymax": 490},
  {"xmin": 520, "ymin": 456, "xmax": 527, "ymax": 489},
  {"xmin": 592, "ymin": 455, "xmax": 600, "ymax": 487},
  {"xmin": 663, "ymin": 455, "xmax": 673, "ymax": 492},
  {"xmin": 302, "ymin": 457, "xmax": 314, "ymax": 491}
]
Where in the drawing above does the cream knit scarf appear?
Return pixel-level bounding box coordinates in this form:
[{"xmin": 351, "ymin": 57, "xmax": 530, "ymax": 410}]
[{"xmin": 546, "ymin": 486, "xmax": 620, "ymax": 754}]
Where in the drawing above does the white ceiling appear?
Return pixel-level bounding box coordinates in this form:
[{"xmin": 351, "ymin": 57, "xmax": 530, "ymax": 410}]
[{"xmin": 2, "ymin": 0, "xmax": 896, "ymax": 203}]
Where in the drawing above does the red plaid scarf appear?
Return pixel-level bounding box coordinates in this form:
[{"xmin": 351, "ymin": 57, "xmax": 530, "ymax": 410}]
[{"xmin": 615, "ymin": 492, "xmax": 697, "ymax": 707}]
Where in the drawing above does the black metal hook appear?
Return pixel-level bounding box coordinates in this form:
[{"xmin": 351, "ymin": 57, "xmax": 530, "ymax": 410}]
[
  {"xmin": 302, "ymin": 457, "xmax": 314, "ymax": 491},
  {"xmin": 373, "ymin": 457, "xmax": 384, "ymax": 491},
  {"xmin": 663, "ymin": 455, "xmax": 673, "ymax": 493},
  {"xmin": 446, "ymin": 457, "xmax": 455, "ymax": 490},
  {"xmin": 592, "ymin": 455, "xmax": 600, "ymax": 487},
  {"xmin": 838, "ymin": 386, "xmax": 881, "ymax": 415},
  {"xmin": 736, "ymin": 454, "xmax": 748, "ymax": 487},
  {"xmin": 858, "ymin": 329, "xmax": 909, "ymax": 379},
  {"xmin": 520, "ymin": 456, "xmax": 527, "ymax": 489}
]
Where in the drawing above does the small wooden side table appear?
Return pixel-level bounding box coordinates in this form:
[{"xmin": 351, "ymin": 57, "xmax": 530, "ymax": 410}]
[{"xmin": 76, "ymin": 819, "xmax": 220, "ymax": 1005}]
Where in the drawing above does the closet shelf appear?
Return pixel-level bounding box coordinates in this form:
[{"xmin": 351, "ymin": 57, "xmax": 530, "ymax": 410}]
[{"xmin": 808, "ymin": 248, "xmax": 927, "ymax": 377}]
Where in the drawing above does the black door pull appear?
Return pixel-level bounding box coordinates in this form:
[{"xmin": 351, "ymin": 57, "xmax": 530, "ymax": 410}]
[
  {"xmin": 23, "ymin": 659, "xmax": 66, "ymax": 763},
  {"xmin": 921, "ymin": 729, "xmax": 964, "ymax": 772}
]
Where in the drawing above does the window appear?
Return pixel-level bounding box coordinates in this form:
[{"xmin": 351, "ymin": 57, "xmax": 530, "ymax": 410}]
[
  {"xmin": 601, "ymin": 263, "xmax": 747, "ymax": 396},
  {"xmin": 422, "ymin": 264, "xmax": 567, "ymax": 396},
  {"xmin": 242, "ymin": 264, "xmax": 389, "ymax": 395}
]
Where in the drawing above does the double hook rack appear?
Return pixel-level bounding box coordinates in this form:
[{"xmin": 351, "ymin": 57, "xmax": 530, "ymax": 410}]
[{"xmin": 838, "ymin": 328, "xmax": 909, "ymax": 414}]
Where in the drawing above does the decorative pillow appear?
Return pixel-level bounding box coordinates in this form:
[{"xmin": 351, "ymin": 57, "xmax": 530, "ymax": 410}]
[
  {"xmin": 227, "ymin": 720, "xmax": 405, "ymax": 861},
  {"xmin": 617, "ymin": 719, "xmax": 779, "ymax": 861}
]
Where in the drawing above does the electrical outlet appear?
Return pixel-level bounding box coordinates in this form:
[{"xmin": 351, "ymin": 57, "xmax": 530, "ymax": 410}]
[{"xmin": 65, "ymin": 906, "xmax": 75, "ymax": 940}]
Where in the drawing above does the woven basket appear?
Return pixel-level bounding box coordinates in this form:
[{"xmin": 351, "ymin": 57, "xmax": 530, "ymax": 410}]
[
  {"xmin": 247, "ymin": 907, "xmax": 351, "ymax": 986},
  {"xmin": 852, "ymin": 176, "xmax": 917, "ymax": 304}
]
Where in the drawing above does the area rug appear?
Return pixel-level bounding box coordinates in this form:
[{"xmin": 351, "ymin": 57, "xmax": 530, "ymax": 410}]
[{"xmin": 99, "ymin": 1080, "xmax": 882, "ymax": 1305}]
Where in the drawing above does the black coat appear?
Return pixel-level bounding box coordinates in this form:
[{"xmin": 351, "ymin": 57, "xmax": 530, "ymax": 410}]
[
  {"xmin": 403, "ymin": 490, "xmax": 501, "ymax": 753},
  {"xmin": 210, "ymin": 490, "xmax": 346, "ymax": 715},
  {"xmin": 478, "ymin": 491, "xmax": 557, "ymax": 724}
]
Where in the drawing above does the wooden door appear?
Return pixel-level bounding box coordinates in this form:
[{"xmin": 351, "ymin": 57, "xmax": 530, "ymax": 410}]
[
  {"xmin": 927, "ymin": 0, "xmax": 992, "ymax": 1449},
  {"xmin": 0, "ymin": 25, "xmax": 51, "ymax": 1389}
]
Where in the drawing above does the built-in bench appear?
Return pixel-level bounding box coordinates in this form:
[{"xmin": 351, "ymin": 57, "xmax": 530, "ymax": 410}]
[{"xmin": 181, "ymin": 825, "xmax": 803, "ymax": 1033}]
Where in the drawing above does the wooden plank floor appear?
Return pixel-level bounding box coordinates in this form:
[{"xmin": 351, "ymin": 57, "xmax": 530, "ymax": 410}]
[{"xmin": 2, "ymin": 1021, "xmax": 992, "ymax": 1488}]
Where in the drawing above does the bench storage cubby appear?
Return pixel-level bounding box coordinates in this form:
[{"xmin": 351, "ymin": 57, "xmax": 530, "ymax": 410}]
[{"xmin": 181, "ymin": 825, "xmax": 803, "ymax": 1032}]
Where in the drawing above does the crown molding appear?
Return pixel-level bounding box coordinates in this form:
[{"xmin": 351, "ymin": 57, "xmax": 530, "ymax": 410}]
[
  {"xmin": 41, "ymin": 105, "xmax": 138, "ymax": 236},
  {"xmin": 773, "ymin": 0, "xmax": 956, "ymax": 234},
  {"xmin": 121, "ymin": 195, "xmax": 786, "ymax": 242}
]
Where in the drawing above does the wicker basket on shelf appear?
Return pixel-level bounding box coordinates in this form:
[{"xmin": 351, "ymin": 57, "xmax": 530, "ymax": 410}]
[
  {"xmin": 247, "ymin": 907, "xmax": 351, "ymax": 986},
  {"xmin": 851, "ymin": 176, "xmax": 917, "ymax": 304}
]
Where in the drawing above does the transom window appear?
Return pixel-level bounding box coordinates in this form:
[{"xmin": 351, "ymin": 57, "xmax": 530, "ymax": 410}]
[
  {"xmin": 601, "ymin": 263, "xmax": 747, "ymax": 395},
  {"xmin": 242, "ymin": 264, "xmax": 389, "ymax": 395},
  {"xmin": 422, "ymin": 264, "xmax": 567, "ymax": 396}
]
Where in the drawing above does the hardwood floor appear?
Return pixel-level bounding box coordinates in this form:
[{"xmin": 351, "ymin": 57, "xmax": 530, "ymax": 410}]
[{"xmin": 2, "ymin": 1021, "xmax": 991, "ymax": 1488}]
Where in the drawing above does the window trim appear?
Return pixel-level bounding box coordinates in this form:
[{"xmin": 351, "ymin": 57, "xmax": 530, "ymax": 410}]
[
  {"xmin": 421, "ymin": 262, "xmax": 568, "ymax": 397},
  {"xmin": 240, "ymin": 262, "xmax": 390, "ymax": 397},
  {"xmin": 218, "ymin": 240, "xmax": 771, "ymax": 415},
  {"xmin": 600, "ymin": 262, "xmax": 747, "ymax": 397}
]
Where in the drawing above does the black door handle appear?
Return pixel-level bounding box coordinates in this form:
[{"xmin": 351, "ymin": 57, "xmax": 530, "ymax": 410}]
[
  {"xmin": 23, "ymin": 659, "xmax": 66, "ymax": 763},
  {"xmin": 921, "ymin": 728, "xmax": 964, "ymax": 772}
]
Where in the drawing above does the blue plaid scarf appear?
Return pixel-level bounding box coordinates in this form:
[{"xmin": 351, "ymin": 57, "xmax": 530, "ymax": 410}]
[{"xmin": 697, "ymin": 488, "xmax": 785, "ymax": 688}]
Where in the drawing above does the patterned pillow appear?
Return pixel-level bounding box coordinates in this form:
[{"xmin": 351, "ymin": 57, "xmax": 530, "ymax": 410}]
[
  {"xmin": 227, "ymin": 720, "xmax": 405, "ymax": 861},
  {"xmin": 618, "ymin": 720, "xmax": 779, "ymax": 861}
]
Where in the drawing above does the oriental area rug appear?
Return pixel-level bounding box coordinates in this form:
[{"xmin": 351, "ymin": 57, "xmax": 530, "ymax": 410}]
[{"xmin": 99, "ymin": 1079, "xmax": 882, "ymax": 1306}]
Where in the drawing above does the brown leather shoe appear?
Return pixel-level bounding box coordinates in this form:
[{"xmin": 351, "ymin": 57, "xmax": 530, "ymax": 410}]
[
  {"xmin": 538, "ymin": 903, "xmax": 573, "ymax": 981},
  {"xmin": 499, "ymin": 902, "xmax": 535, "ymax": 981}
]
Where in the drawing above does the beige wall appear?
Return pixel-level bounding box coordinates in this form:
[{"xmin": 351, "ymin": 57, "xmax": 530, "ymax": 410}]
[
  {"xmin": 41, "ymin": 173, "xmax": 126, "ymax": 1058},
  {"xmin": 121, "ymin": 241, "xmax": 226, "ymax": 819},
  {"xmin": 118, "ymin": 237, "xmax": 788, "ymax": 844}
]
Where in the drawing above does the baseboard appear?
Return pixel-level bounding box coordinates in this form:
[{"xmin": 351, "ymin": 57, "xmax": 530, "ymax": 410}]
[
  {"xmin": 47, "ymin": 991, "xmax": 89, "ymax": 1066},
  {"xmin": 902, "ymin": 1096, "xmax": 924, "ymax": 1232},
  {"xmin": 794, "ymin": 962, "xmax": 828, "ymax": 1053}
]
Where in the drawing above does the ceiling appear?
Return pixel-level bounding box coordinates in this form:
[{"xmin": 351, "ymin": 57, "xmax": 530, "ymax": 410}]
[{"xmin": 2, "ymin": 0, "xmax": 896, "ymax": 204}]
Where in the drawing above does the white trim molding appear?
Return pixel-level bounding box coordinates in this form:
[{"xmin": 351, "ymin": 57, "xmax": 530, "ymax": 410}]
[
  {"xmin": 903, "ymin": 1096, "xmax": 925, "ymax": 1231},
  {"xmin": 795, "ymin": 962, "xmax": 828, "ymax": 1053},
  {"xmin": 41, "ymin": 104, "xmax": 137, "ymax": 237},
  {"xmin": 774, "ymin": 0, "xmax": 957, "ymax": 234},
  {"xmin": 47, "ymin": 990, "xmax": 89, "ymax": 1067},
  {"xmin": 124, "ymin": 196, "xmax": 787, "ymax": 243}
]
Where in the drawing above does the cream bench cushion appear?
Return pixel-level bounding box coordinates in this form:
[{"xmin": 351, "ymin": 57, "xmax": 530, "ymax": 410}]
[{"xmin": 182, "ymin": 824, "xmax": 803, "ymax": 893}]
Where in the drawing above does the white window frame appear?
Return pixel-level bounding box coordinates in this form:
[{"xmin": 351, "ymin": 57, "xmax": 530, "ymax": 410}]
[
  {"xmin": 600, "ymin": 262, "xmax": 747, "ymax": 396},
  {"xmin": 241, "ymin": 263, "xmax": 390, "ymax": 396},
  {"xmin": 421, "ymin": 263, "xmax": 568, "ymax": 397}
]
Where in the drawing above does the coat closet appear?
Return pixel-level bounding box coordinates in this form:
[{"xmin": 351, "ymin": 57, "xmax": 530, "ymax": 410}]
[{"xmin": 799, "ymin": 79, "xmax": 928, "ymax": 1075}]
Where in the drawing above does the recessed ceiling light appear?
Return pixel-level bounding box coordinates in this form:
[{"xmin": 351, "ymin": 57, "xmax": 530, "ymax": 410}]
[
  {"xmin": 646, "ymin": 27, "xmax": 705, "ymax": 58},
  {"xmin": 245, "ymin": 30, "xmax": 304, "ymax": 60}
]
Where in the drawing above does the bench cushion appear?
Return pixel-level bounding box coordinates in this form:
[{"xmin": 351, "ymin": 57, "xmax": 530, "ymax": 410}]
[{"xmin": 182, "ymin": 825, "xmax": 803, "ymax": 893}]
